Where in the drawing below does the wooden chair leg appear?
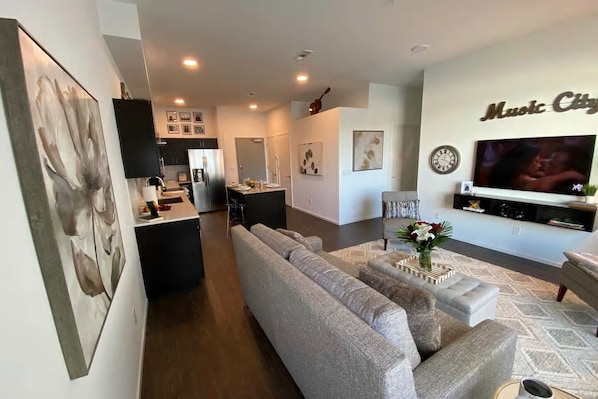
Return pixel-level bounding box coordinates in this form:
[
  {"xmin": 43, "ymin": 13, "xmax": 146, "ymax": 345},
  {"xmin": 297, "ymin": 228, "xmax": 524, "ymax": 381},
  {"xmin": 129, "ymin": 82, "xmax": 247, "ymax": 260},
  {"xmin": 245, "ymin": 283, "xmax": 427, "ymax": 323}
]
[
  {"xmin": 383, "ymin": 239, "xmax": 388, "ymax": 251},
  {"xmin": 556, "ymin": 284, "xmax": 568, "ymax": 302}
]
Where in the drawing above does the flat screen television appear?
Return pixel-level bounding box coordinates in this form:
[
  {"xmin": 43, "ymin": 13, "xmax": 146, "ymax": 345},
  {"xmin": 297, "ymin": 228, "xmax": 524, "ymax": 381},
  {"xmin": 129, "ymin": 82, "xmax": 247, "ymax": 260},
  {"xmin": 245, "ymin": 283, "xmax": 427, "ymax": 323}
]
[{"xmin": 473, "ymin": 134, "xmax": 596, "ymax": 195}]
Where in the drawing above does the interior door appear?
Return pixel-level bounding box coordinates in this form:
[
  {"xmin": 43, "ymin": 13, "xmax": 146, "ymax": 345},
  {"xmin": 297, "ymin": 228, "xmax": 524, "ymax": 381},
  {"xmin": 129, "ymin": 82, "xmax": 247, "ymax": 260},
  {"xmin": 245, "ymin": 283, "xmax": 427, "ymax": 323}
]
[
  {"xmin": 235, "ymin": 137, "xmax": 267, "ymax": 182},
  {"xmin": 277, "ymin": 134, "xmax": 292, "ymax": 206},
  {"xmin": 266, "ymin": 136, "xmax": 277, "ymax": 183}
]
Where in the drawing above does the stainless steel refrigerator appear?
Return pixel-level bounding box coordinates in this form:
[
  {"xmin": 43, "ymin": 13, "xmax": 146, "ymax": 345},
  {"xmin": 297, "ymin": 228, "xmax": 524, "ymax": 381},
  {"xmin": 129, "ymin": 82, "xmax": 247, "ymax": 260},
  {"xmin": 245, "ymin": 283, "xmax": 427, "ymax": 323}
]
[{"xmin": 188, "ymin": 149, "xmax": 227, "ymax": 213}]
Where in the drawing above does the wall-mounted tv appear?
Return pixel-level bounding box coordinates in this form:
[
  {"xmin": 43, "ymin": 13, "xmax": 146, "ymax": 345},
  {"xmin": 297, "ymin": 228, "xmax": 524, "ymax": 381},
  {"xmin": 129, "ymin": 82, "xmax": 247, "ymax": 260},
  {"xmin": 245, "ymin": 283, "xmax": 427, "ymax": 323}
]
[{"xmin": 473, "ymin": 134, "xmax": 596, "ymax": 195}]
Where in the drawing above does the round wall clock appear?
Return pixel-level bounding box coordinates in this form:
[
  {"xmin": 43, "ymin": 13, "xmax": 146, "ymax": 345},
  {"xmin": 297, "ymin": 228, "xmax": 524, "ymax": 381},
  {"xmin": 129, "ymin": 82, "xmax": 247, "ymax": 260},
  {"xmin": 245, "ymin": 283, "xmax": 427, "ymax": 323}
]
[{"xmin": 430, "ymin": 145, "xmax": 460, "ymax": 174}]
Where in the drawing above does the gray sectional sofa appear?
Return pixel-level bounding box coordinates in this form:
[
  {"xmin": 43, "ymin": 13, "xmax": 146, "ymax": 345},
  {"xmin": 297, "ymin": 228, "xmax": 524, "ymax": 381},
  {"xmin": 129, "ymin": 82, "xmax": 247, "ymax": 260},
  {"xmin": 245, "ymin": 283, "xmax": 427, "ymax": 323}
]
[{"xmin": 231, "ymin": 224, "xmax": 517, "ymax": 399}]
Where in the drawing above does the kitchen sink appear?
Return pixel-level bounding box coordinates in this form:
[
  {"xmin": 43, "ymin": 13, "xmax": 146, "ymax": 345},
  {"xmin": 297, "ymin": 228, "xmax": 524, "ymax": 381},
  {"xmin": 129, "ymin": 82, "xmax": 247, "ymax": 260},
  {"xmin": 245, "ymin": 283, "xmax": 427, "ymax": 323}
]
[{"xmin": 158, "ymin": 197, "xmax": 183, "ymax": 205}]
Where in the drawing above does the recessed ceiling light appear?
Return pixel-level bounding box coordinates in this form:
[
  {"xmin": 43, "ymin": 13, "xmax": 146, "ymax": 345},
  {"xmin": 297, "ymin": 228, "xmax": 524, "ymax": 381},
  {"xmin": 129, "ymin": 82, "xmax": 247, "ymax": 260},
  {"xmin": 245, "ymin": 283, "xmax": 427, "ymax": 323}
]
[
  {"xmin": 182, "ymin": 58, "xmax": 198, "ymax": 68},
  {"xmin": 297, "ymin": 74, "xmax": 308, "ymax": 82},
  {"xmin": 174, "ymin": 98, "xmax": 185, "ymax": 105},
  {"xmin": 249, "ymin": 104, "xmax": 258, "ymax": 109},
  {"xmin": 411, "ymin": 44, "xmax": 429, "ymax": 53}
]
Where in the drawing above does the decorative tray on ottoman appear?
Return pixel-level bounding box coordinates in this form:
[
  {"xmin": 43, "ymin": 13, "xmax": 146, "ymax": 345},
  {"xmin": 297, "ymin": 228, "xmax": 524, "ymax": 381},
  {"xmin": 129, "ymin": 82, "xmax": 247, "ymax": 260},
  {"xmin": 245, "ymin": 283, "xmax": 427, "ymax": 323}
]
[{"xmin": 394, "ymin": 256, "xmax": 456, "ymax": 285}]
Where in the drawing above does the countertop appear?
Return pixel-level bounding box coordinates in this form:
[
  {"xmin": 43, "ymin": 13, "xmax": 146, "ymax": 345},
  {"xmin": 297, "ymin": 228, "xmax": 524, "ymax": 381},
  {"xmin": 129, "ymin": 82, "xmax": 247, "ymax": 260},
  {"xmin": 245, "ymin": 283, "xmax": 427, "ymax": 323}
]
[
  {"xmin": 135, "ymin": 193, "xmax": 199, "ymax": 228},
  {"xmin": 227, "ymin": 185, "xmax": 285, "ymax": 195}
]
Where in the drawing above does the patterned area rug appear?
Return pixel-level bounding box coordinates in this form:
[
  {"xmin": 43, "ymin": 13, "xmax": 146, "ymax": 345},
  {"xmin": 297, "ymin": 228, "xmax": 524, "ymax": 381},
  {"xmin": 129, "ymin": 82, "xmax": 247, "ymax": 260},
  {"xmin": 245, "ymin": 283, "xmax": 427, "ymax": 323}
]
[{"xmin": 329, "ymin": 240, "xmax": 598, "ymax": 399}]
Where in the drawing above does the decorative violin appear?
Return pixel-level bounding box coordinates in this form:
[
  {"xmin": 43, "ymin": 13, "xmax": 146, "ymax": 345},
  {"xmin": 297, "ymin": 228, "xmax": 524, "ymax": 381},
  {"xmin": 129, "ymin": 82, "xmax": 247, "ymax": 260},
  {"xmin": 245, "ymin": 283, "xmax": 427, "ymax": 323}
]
[{"xmin": 309, "ymin": 87, "xmax": 331, "ymax": 115}]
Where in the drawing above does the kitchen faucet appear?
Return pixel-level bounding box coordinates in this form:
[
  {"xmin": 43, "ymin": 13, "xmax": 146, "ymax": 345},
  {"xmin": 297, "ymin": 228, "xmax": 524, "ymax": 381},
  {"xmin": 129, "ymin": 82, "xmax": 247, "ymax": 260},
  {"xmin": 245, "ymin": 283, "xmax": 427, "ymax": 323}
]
[{"xmin": 146, "ymin": 176, "xmax": 166, "ymax": 192}]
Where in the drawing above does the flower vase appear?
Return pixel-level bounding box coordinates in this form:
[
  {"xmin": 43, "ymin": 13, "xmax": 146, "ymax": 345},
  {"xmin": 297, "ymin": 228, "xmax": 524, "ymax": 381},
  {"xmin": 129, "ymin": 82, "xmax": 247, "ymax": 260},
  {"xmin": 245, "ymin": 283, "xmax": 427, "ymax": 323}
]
[
  {"xmin": 418, "ymin": 249, "xmax": 432, "ymax": 270},
  {"xmin": 585, "ymin": 195, "xmax": 596, "ymax": 204}
]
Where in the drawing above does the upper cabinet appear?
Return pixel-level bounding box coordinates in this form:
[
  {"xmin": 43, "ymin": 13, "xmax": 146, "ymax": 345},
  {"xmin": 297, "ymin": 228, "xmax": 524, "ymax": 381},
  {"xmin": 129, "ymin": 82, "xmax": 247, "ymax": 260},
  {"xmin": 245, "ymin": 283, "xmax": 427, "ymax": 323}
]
[
  {"xmin": 113, "ymin": 99, "xmax": 161, "ymax": 178},
  {"xmin": 159, "ymin": 138, "xmax": 218, "ymax": 165}
]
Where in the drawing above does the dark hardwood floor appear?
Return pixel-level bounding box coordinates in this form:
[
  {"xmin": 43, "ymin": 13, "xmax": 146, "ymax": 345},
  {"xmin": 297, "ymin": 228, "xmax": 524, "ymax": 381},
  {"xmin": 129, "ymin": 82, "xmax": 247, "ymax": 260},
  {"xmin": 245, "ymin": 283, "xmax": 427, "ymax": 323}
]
[{"xmin": 140, "ymin": 207, "xmax": 560, "ymax": 398}]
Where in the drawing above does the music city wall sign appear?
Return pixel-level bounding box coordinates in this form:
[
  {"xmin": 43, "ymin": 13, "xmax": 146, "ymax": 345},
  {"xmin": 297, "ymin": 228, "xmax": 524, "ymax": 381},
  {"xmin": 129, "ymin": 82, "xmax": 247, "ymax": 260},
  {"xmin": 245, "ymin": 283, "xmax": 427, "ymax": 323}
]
[{"xmin": 480, "ymin": 91, "xmax": 598, "ymax": 122}]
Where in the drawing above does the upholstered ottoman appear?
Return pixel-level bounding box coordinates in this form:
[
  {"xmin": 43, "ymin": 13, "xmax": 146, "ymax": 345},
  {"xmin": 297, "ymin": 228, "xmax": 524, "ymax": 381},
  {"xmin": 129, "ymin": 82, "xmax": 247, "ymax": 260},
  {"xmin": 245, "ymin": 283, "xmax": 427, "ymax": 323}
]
[{"xmin": 368, "ymin": 251, "xmax": 499, "ymax": 327}]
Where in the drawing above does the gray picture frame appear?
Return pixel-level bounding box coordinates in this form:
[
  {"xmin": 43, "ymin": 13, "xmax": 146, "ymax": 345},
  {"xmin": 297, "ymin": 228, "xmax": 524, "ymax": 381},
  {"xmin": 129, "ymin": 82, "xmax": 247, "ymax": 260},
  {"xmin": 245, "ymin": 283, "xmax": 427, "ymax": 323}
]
[{"xmin": 0, "ymin": 18, "xmax": 126, "ymax": 379}]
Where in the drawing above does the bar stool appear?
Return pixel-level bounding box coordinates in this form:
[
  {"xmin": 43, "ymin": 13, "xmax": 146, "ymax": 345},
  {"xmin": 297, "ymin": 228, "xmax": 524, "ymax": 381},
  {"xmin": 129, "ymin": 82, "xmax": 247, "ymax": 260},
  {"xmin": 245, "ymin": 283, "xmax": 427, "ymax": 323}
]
[{"xmin": 226, "ymin": 188, "xmax": 246, "ymax": 236}]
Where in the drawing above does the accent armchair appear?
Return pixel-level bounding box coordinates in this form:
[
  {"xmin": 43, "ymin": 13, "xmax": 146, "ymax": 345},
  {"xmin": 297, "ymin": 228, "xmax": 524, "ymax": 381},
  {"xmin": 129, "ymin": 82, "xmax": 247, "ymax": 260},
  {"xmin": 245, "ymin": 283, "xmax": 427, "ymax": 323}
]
[
  {"xmin": 557, "ymin": 251, "xmax": 598, "ymax": 336},
  {"xmin": 382, "ymin": 191, "xmax": 420, "ymax": 250}
]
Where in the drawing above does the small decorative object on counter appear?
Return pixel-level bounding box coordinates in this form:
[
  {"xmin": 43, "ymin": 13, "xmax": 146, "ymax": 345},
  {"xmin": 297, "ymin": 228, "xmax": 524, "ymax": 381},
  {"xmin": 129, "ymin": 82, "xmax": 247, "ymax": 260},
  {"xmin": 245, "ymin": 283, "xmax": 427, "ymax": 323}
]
[
  {"xmin": 582, "ymin": 183, "xmax": 597, "ymax": 204},
  {"xmin": 244, "ymin": 178, "xmax": 257, "ymax": 188},
  {"xmin": 396, "ymin": 220, "xmax": 453, "ymax": 270}
]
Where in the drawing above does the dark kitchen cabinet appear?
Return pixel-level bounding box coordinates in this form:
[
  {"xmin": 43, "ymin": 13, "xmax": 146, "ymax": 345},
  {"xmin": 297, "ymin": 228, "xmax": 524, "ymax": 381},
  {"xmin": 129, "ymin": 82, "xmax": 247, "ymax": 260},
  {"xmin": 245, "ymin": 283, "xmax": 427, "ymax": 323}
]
[
  {"xmin": 135, "ymin": 218, "xmax": 205, "ymax": 299},
  {"xmin": 113, "ymin": 99, "xmax": 160, "ymax": 178},
  {"xmin": 159, "ymin": 138, "xmax": 219, "ymax": 165}
]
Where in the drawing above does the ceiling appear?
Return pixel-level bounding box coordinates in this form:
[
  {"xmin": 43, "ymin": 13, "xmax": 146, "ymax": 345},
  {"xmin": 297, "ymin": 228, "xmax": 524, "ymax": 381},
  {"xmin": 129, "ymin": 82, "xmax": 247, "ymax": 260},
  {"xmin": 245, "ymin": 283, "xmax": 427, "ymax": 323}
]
[{"xmin": 112, "ymin": 0, "xmax": 598, "ymax": 112}]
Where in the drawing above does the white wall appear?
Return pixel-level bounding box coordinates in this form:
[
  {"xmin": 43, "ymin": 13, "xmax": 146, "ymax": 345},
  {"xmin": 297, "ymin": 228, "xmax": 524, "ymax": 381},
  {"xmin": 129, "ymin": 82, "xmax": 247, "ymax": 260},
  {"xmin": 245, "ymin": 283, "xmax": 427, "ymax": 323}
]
[
  {"xmin": 419, "ymin": 15, "xmax": 598, "ymax": 266},
  {"xmin": 0, "ymin": 1, "xmax": 146, "ymax": 397},
  {"xmin": 265, "ymin": 103, "xmax": 292, "ymax": 136},
  {"xmin": 215, "ymin": 107, "xmax": 267, "ymax": 183},
  {"xmin": 338, "ymin": 84, "xmax": 422, "ymax": 225},
  {"xmin": 291, "ymin": 109, "xmax": 341, "ymax": 222},
  {"xmin": 278, "ymin": 84, "xmax": 422, "ymax": 225}
]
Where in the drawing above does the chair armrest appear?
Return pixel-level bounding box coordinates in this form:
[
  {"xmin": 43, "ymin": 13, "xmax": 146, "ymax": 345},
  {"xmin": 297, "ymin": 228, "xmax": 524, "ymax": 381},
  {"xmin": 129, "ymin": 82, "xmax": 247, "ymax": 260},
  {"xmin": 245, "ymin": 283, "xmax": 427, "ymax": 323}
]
[
  {"xmin": 304, "ymin": 236, "xmax": 323, "ymax": 252},
  {"xmin": 413, "ymin": 319, "xmax": 517, "ymax": 399}
]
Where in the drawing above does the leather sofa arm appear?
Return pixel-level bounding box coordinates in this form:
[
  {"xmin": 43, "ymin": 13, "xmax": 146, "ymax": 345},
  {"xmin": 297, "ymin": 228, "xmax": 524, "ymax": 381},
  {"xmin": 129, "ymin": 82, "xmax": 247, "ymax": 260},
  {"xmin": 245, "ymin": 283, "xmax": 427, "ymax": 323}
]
[
  {"xmin": 304, "ymin": 236, "xmax": 323, "ymax": 252},
  {"xmin": 413, "ymin": 319, "xmax": 517, "ymax": 399}
]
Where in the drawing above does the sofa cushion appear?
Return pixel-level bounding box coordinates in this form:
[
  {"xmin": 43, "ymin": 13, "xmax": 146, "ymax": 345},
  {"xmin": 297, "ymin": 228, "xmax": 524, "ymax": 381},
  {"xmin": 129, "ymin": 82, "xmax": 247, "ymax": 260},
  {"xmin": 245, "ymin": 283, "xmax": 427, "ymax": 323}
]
[
  {"xmin": 251, "ymin": 224, "xmax": 303, "ymax": 259},
  {"xmin": 276, "ymin": 228, "xmax": 315, "ymax": 251},
  {"xmin": 358, "ymin": 266, "xmax": 441, "ymax": 359},
  {"xmin": 564, "ymin": 251, "xmax": 598, "ymax": 280},
  {"xmin": 383, "ymin": 200, "xmax": 420, "ymax": 219},
  {"xmin": 288, "ymin": 248, "xmax": 421, "ymax": 369}
]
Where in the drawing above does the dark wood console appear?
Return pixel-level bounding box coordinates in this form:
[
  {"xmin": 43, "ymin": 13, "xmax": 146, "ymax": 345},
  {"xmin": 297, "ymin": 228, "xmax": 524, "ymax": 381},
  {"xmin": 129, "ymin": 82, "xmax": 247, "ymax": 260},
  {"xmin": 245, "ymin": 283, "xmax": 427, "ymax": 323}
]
[{"xmin": 452, "ymin": 193, "xmax": 596, "ymax": 232}]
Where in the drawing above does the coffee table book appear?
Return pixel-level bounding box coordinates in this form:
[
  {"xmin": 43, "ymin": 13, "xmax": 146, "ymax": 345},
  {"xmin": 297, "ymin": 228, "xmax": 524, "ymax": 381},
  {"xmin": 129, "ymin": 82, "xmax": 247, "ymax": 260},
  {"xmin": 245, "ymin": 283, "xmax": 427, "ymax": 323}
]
[{"xmin": 394, "ymin": 256, "xmax": 455, "ymax": 284}]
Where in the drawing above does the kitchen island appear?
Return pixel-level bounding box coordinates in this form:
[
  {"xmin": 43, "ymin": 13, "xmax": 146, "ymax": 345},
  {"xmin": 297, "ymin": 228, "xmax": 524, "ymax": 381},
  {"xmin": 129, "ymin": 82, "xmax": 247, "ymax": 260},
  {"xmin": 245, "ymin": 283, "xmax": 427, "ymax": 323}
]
[
  {"xmin": 135, "ymin": 193, "xmax": 204, "ymax": 299},
  {"xmin": 227, "ymin": 185, "xmax": 287, "ymax": 230}
]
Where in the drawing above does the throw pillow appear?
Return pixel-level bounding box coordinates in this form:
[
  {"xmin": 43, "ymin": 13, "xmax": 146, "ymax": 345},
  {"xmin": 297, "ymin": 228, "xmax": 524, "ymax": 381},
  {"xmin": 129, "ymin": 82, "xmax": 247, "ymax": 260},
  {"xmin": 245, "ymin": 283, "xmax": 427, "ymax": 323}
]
[
  {"xmin": 276, "ymin": 228, "xmax": 314, "ymax": 251},
  {"xmin": 250, "ymin": 224, "xmax": 303, "ymax": 259},
  {"xmin": 289, "ymin": 248, "xmax": 422, "ymax": 369},
  {"xmin": 383, "ymin": 200, "xmax": 420, "ymax": 219},
  {"xmin": 358, "ymin": 265, "xmax": 441, "ymax": 359}
]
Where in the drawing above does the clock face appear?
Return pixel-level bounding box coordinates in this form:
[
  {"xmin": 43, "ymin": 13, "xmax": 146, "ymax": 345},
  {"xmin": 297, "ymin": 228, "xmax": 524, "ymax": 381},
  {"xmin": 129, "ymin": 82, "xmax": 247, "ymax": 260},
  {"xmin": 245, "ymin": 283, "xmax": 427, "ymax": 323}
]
[{"xmin": 430, "ymin": 145, "xmax": 460, "ymax": 174}]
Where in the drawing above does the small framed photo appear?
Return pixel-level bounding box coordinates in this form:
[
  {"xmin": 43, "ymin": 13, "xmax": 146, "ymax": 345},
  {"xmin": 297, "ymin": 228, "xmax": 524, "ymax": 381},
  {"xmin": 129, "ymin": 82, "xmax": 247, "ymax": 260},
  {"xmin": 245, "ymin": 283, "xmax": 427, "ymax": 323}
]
[
  {"xmin": 177, "ymin": 171, "xmax": 188, "ymax": 182},
  {"xmin": 193, "ymin": 111, "xmax": 203, "ymax": 123},
  {"xmin": 460, "ymin": 181, "xmax": 474, "ymax": 194},
  {"xmin": 166, "ymin": 111, "xmax": 178, "ymax": 123},
  {"xmin": 193, "ymin": 125, "xmax": 205, "ymax": 135},
  {"xmin": 167, "ymin": 124, "xmax": 179, "ymax": 134},
  {"xmin": 179, "ymin": 112, "xmax": 191, "ymax": 122},
  {"xmin": 181, "ymin": 124, "xmax": 192, "ymax": 135}
]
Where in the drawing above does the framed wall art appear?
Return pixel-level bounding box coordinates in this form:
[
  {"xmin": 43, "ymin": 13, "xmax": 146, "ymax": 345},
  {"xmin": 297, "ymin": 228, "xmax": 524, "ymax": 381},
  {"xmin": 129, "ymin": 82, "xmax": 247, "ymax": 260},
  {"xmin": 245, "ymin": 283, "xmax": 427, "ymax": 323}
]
[
  {"xmin": 167, "ymin": 124, "xmax": 180, "ymax": 134},
  {"xmin": 193, "ymin": 125, "xmax": 205, "ymax": 134},
  {"xmin": 193, "ymin": 111, "xmax": 203, "ymax": 123},
  {"xmin": 460, "ymin": 181, "xmax": 474, "ymax": 194},
  {"xmin": 181, "ymin": 123, "xmax": 191, "ymax": 135},
  {"xmin": 0, "ymin": 18, "xmax": 126, "ymax": 379},
  {"xmin": 166, "ymin": 110, "xmax": 178, "ymax": 122},
  {"xmin": 179, "ymin": 111, "xmax": 191, "ymax": 122},
  {"xmin": 353, "ymin": 130, "xmax": 384, "ymax": 171},
  {"xmin": 299, "ymin": 142, "xmax": 323, "ymax": 175}
]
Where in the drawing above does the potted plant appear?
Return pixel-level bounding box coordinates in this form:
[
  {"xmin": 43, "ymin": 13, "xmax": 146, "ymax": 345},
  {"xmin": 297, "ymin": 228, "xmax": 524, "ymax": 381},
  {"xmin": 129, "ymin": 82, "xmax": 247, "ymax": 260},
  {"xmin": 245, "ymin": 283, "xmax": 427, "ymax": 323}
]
[{"xmin": 582, "ymin": 183, "xmax": 598, "ymax": 203}]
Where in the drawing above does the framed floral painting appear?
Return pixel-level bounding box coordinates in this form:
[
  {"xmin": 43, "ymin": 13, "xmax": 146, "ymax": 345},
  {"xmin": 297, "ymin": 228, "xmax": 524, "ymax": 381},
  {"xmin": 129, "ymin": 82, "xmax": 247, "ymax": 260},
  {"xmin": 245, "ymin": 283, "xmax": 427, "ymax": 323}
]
[
  {"xmin": 353, "ymin": 130, "xmax": 384, "ymax": 171},
  {"xmin": 0, "ymin": 18, "xmax": 126, "ymax": 379}
]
